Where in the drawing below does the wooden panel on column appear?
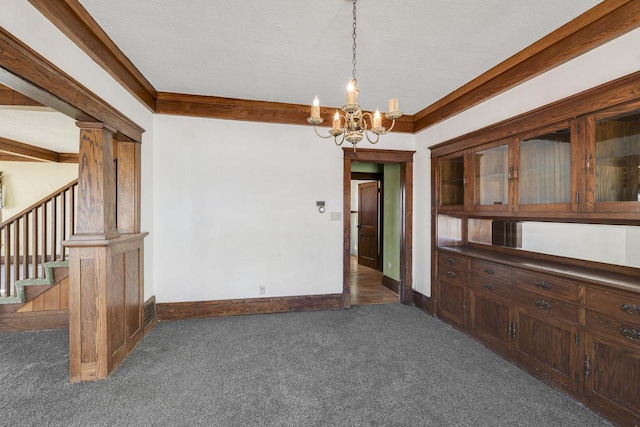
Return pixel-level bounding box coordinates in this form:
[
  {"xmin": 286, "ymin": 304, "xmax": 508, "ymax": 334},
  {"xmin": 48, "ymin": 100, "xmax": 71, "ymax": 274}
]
[
  {"xmin": 116, "ymin": 139, "xmax": 141, "ymax": 233},
  {"xmin": 75, "ymin": 122, "xmax": 118, "ymax": 239}
]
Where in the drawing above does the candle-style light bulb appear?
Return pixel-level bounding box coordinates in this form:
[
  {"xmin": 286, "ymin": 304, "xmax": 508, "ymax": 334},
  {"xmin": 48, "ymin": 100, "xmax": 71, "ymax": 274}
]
[
  {"xmin": 311, "ymin": 96, "xmax": 320, "ymax": 119},
  {"xmin": 346, "ymin": 79, "xmax": 358, "ymax": 105},
  {"xmin": 373, "ymin": 109, "xmax": 382, "ymax": 128},
  {"xmin": 388, "ymin": 98, "xmax": 399, "ymax": 113},
  {"xmin": 332, "ymin": 110, "xmax": 341, "ymax": 131}
]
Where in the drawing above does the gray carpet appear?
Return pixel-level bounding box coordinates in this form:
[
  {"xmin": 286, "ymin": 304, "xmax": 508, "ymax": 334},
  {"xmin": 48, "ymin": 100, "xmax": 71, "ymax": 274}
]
[{"xmin": 1, "ymin": 304, "xmax": 611, "ymax": 426}]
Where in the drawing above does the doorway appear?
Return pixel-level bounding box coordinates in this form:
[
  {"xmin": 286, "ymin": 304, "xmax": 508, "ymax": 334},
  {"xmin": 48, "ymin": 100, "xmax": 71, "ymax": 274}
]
[{"xmin": 343, "ymin": 148, "xmax": 415, "ymax": 308}]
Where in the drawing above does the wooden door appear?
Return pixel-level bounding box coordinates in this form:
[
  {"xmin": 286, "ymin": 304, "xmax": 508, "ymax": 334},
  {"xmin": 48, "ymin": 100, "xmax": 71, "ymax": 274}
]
[
  {"xmin": 584, "ymin": 333, "xmax": 640, "ymax": 426},
  {"xmin": 357, "ymin": 181, "xmax": 379, "ymax": 269},
  {"xmin": 469, "ymin": 290, "xmax": 511, "ymax": 357},
  {"xmin": 513, "ymin": 306, "xmax": 579, "ymax": 392}
]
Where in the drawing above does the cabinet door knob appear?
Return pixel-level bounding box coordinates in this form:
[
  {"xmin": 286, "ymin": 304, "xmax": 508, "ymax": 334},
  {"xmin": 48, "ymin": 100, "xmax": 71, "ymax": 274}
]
[
  {"xmin": 447, "ymin": 271, "xmax": 456, "ymax": 279},
  {"xmin": 535, "ymin": 281, "xmax": 551, "ymax": 290},
  {"xmin": 620, "ymin": 303, "xmax": 640, "ymax": 316},
  {"xmin": 483, "ymin": 283, "xmax": 495, "ymax": 291},
  {"xmin": 447, "ymin": 258, "xmax": 455, "ymax": 265},
  {"xmin": 535, "ymin": 300, "xmax": 552, "ymax": 310},
  {"xmin": 620, "ymin": 327, "xmax": 640, "ymax": 341},
  {"xmin": 484, "ymin": 268, "xmax": 495, "ymax": 275}
]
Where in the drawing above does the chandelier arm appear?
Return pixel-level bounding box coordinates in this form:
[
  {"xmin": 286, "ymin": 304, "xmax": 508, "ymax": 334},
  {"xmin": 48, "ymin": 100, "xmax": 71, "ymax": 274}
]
[
  {"xmin": 313, "ymin": 125, "xmax": 334, "ymax": 139},
  {"xmin": 364, "ymin": 129, "xmax": 380, "ymax": 144},
  {"xmin": 334, "ymin": 132, "xmax": 346, "ymax": 146},
  {"xmin": 375, "ymin": 118, "xmax": 397, "ymax": 135}
]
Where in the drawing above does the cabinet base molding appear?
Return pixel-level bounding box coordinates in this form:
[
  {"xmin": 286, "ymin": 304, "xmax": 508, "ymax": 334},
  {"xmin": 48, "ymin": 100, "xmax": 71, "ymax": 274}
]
[
  {"xmin": 413, "ymin": 291, "xmax": 434, "ymax": 316},
  {"xmin": 143, "ymin": 296, "xmax": 158, "ymax": 334},
  {"xmin": 157, "ymin": 293, "xmax": 344, "ymax": 321}
]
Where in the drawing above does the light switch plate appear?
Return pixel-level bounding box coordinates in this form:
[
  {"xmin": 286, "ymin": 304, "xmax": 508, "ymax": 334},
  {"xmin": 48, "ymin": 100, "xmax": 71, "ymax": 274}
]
[{"xmin": 330, "ymin": 212, "xmax": 341, "ymax": 221}]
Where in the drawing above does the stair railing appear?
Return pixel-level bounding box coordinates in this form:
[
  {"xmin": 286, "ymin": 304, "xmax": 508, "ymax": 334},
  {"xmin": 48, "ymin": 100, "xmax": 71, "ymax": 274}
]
[{"xmin": 0, "ymin": 179, "xmax": 77, "ymax": 298}]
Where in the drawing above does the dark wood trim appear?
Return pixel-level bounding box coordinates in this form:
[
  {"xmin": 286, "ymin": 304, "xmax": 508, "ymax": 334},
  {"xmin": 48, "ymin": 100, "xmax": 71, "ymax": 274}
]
[
  {"xmin": 0, "ymin": 83, "xmax": 42, "ymax": 106},
  {"xmin": 156, "ymin": 293, "xmax": 343, "ymax": 321},
  {"xmin": 350, "ymin": 172, "xmax": 383, "ymax": 181},
  {"xmin": 343, "ymin": 148, "xmax": 415, "ymax": 307},
  {"xmin": 430, "ymin": 69, "xmax": 640, "ymax": 157},
  {"xmin": 413, "ymin": 291, "xmax": 434, "ymax": 316},
  {"xmin": 28, "ymin": 0, "xmax": 157, "ymax": 111},
  {"xmin": 0, "ymin": 136, "xmax": 77, "ymax": 163},
  {"xmin": 157, "ymin": 92, "xmax": 415, "ymax": 133},
  {"xmin": 0, "ymin": 309, "xmax": 69, "ymax": 332},
  {"xmin": 381, "ymin": 275, "xmax": 400, "ymax": 294},
  {"xmin": 414, "ymin": 0, "xmax": 640, "ymax": 132},
  {"xmin": 0, "ymin": 26, "xmax": 144, "ymax": 142},
  {"xmin": 143, "ymin": 295, "xmax": 157, "ymax": 334}
]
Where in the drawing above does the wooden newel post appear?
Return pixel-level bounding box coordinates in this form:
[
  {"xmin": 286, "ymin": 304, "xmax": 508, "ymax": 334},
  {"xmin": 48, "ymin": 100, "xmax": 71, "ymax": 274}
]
[{"xmin": 64, "ymin": 122, "xmax": 146, "ymax": 382}]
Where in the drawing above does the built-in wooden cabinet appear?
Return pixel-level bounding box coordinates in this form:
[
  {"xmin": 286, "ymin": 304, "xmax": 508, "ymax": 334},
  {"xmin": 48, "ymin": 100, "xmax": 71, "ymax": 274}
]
[
  {"xmin": 434, "ymin": 247, "xmax": 640, "ymax": 426},
  {"xmin": 438, "ymin": 154, "xmax": 466, "ymax": 209}
]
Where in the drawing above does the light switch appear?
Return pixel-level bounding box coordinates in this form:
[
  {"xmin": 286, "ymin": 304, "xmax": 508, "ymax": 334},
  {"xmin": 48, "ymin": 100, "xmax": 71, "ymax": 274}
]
[{"xmin": 330, "ymin": 212, "xmax": 342, "ymax": 221}]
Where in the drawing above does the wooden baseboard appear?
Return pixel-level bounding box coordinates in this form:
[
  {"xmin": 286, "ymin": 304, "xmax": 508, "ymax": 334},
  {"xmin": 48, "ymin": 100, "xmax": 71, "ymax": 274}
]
[
  {"xmin": 0, "ymin": 309, "xmax": 69, "ymax": 332},
  {"xmin": 143, "ymin": 295, "xmax": 157, "ymax": 334},
  {"xmin": 413, "ymin": 291, "xmax": 434, "ymax": 316},
  {"xmin": 157, "ymin": 293, "xmax": 344, "ymax": 321},
  {"xmin": 381, "ymin": 275, "xmax": 400, "ymax": 294}
]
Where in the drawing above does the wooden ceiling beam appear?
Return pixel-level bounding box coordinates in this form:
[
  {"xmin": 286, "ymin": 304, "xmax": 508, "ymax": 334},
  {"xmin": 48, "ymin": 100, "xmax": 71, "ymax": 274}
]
[
  {"xmin": 0, "ymin": 136, "xmax": 77, "ymax": 163},
  {"xmin": 0, "ymin": 83, "xmax": 43, "ymax": 107}
]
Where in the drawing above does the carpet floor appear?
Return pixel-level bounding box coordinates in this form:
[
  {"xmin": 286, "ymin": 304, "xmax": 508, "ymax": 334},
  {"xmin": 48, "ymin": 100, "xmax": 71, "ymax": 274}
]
[{"xmin": 0, "ymin": 304, "xmax": 611, "ymax": 426}]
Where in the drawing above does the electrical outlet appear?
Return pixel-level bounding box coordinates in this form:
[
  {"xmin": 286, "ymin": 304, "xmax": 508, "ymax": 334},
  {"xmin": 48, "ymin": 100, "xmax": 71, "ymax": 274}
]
[
  {"xmin": 387, "ymin": 262, "xmax": 392, "ymax": 269},
  {"xmin": 259, "ymin": 285, "xmax": 266, "ymax": 296}
]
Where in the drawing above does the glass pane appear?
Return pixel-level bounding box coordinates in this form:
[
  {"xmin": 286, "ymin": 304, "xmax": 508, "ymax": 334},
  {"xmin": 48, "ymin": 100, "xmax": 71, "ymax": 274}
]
[
  {"xmin": 439, "ymin": 156, "xmax": 464, "ymax": 206},
  {"xmin": 595, "ymin": 111, "xmax": 640, "ymax": 202},
  {"xmin": 519, "ymin": 130, "xmax": 571, "ymax": 204},
  {"xmin": 474, "ymin": 144, "xmax": 508, "ymax": 206}
]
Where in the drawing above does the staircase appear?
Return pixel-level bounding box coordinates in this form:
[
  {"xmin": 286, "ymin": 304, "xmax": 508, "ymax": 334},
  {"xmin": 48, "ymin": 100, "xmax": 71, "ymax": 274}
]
[{"xmin": 0, "ymin": 179, "xmax": 77, "ymax": 328}]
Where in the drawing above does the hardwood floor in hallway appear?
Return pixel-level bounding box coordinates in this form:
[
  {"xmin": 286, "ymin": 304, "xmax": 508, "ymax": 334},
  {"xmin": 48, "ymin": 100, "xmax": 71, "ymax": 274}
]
[{"xmin": 350, "ymin": 256, "xmax": 399, "ymax": 305}]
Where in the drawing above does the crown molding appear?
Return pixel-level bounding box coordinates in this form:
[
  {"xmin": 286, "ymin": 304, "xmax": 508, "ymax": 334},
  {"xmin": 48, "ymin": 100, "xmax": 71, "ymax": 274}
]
[
  {"xmin": 25, "ymin": 0, "xmax": 640, "ymax": 134},
  {"xmin": 0, "ymin": 136, "xmax": 78, "ymax": 163},
  {"xmin": 413, "ymin": 0, "xmax": 640, "ymax": 132},
  {"xmin": 28, "ymin": 0, "xmax": 157, "ymax": 111}
]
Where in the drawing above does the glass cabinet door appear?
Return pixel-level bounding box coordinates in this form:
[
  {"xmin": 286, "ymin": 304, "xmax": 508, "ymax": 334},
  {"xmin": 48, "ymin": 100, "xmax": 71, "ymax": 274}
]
[
  {"xmin": 474, "ymin": 143, "xmax": 509, "ymax": 209},
  {"xmin": 594, "ymin": 110, "xmax": 640, "ymax": 205},
  {"xmin": 439, "ymin": 155, "xmax": 465, "ymax": 208},
  {"xmin": 518, "ymin": 128, "xmax": 571, "ymax": 207}
]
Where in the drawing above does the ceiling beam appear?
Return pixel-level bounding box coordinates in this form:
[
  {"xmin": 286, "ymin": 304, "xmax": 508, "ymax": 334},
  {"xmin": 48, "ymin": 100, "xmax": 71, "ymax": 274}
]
[
  {"xmin": 28, "ymin": 0, "xmax": 157, "ymax": 111},
  {"xmin": 0, "ymin": 83, "xmax": 43, "ymax": 107},
  {"xmin": 413, "ymin": 0, "xmax": 640, "ymax": 132},
  {"xmin": 0, "ymin": 136, "xmax": 77, "ymax": 163},
  {"xmin": 156, "ymin": 92, "xmax": 415, "ymax": 133}
]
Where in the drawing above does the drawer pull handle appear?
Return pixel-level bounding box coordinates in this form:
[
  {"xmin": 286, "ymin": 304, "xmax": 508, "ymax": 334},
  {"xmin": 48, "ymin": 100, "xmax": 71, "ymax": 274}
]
[
  {"xmin": 620, "ymin": 304, "xmax": 640, "ymax": 316},
  {"xmin": 535, "ymin": 300, "xmax": 551, "ymax": 310},
  {"xmin": 447, "ymin": 271, "xmax": 456, "ymax": 279},
  {"xmin": 447, "ymin": 258, "xmax": 455, "ymax": 265},
  {"xmin": 484, "ymin": 268, "xmax": 495, "ymax": 275},
  {"xmin": 620, "ymin": 327, "xmax": 640, "ymax": 341},
  {"xmin": 535, "ymin": 281, "xmax": 551, "ymax": 290},
  {"xmin": 483, "ymin": 283, "xmax": 495, "ymax": 291}
]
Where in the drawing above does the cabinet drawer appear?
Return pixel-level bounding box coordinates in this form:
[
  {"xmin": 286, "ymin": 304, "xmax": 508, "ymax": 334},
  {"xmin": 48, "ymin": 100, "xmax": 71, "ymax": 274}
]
[
  {"xmin": 585, "ymin": 287, "xmax": 640, "ymax": 321},
  {"xmin": 438, "ymin": 265, "xmax": 468, "ymax": 284},
  {"xmin": 438, "ymin": 253, "xmax": 469, "ymax": 270},
  {"xmin": 514, "ymin": 270, "xmax": 579, "ymax": 302},
  {"xmin": 469, "ymin": 276, "xmax": 512, "ymax": 299},
  {"xmin": 470, "ymin": 260, "xmax": 512, "ymax": 284},
  {"xmin": 586, "ymin": 309, "xmax": 640, "ymax": 348},
  {"xmin": 514, "ymin": 292, "xmax": 579, "ymax": 324}
]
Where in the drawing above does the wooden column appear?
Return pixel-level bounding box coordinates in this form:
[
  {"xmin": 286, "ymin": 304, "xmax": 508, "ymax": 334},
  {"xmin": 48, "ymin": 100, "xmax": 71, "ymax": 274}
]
[{"xmin": 65, "ymin": 122, "xmax": 146, "ymax": 382}]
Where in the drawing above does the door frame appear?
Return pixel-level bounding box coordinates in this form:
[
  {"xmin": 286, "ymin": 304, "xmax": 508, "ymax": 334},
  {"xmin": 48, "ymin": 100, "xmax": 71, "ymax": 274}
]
[{"xmin": 343, "ymin": 148, "xmax": 415, "ymax": 308}]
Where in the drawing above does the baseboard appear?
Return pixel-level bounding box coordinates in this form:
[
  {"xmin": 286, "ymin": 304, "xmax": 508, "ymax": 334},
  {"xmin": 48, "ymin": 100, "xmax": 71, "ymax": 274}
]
[
  {"xmin": 143, "ymin": 295, "xmax": 158, "ymax": 334},
  {"xmin": 0, "ymin": 309, "xmax": 69, "ymax": 332},
  {"xmin": 157, "ymin": 293, "xmax": 344, "ymax": 321},
  {"xmin": 381, "ymin": 275, "xmax": 400, "ymax": 294},
  {"xmin": 413, "ymin": 291, "xmax": 434, "ymax": 316}
]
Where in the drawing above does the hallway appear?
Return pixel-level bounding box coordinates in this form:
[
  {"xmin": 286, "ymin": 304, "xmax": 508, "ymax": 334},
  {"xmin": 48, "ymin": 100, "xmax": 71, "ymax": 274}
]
[{"xmin": 349, "ymin": 256, "xmax": 398, "ymax": 305}]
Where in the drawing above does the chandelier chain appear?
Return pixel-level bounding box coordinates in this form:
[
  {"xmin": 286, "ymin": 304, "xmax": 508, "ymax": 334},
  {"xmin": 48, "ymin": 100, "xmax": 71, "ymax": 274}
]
[{"xmin": 352, "ymin": 0, "xmax": 357, "ymax": 81}]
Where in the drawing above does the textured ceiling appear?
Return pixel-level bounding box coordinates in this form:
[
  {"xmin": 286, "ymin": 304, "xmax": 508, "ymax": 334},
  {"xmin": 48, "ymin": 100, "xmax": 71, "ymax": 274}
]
[
  {"xmin": 79, "ymin": 0, "xmax": 602, "ymax": 115},
  {"xmin": 0, "ymin": 107, "xmax": 79, "ymax": 153}
]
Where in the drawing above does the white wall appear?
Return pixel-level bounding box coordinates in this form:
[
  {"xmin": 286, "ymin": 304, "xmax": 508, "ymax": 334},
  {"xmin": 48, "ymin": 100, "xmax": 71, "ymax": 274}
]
[
  {"xmin": 153, "ymin": 115, "xmax": 414, "ymax": 302},
  {"xmin": 1, "ymin": 1, "xmax": 156, "ymax": 298},
  {"xmin": 414, "ymin": 27, "xmax": 640, "ymax": 296},
  {"xmin": 0, "ymin": 161, "xmax": 77, "ymax": 220}
]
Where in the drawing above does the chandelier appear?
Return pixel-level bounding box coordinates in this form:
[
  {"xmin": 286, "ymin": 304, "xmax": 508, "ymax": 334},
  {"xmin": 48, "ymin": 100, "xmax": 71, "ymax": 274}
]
[{"xmin": 307, "ymin": 0, "xmax": 402, "ymax": 151}]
